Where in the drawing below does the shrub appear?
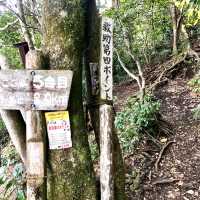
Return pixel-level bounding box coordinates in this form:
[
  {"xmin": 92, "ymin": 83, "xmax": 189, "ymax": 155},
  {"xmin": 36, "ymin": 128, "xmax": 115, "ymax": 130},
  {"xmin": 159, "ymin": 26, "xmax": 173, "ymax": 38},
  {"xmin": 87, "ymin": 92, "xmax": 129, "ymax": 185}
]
[
  {"xmin": 192, "ymin": 104, "xmax": 200, "ymax": 120},
  {"xmin": 188, "ymin": 76, "xmax": 200, "ymax": 120},
  {"xmin": 0, "ymin": 118, "xmax": 9, "ymax": 148},
  {"xmin": 115, "ymin": 95, "xmax": 160, "ymax": 153},
  {"xmin": 0, "ymin": 144, "xmax": 25, "ymax": 200},
  {"xmin": 188, "ymin": 76, "xmax": 200, "ymax": 94}
]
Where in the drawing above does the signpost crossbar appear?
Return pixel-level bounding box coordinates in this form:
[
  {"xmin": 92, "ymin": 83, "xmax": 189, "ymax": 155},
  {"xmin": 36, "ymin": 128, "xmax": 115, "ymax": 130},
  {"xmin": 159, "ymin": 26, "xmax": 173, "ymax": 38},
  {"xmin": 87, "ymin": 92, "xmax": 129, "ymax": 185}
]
[{"xmin": 0, "ymin": 69, "xmax": 73, "ymax": 111}]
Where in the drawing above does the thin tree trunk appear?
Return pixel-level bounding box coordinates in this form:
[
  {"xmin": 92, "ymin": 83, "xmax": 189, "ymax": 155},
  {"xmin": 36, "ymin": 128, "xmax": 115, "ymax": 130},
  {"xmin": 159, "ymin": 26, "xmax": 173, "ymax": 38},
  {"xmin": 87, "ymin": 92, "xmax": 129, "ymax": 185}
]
[
  {"xmin": 0, "ymin": 111, "xmax": 26, "ymax": 163},
  {"xmin": 170, "ymin": 4, "xmax": 183, "ymax": 55},
  {"xmin": 181, "ymin": 24, "xmax": 200, "ymax": 60},
  {"xmin": 17, "ymin": 0, "xmax": 35, "ymax": 49},
  {"xmin": 170, "ymin": 4, "xmax": 178, "ymax": 54},
  {"xmin": 42, "ymin": 0, "xmax": 97, "ymax": 199}
]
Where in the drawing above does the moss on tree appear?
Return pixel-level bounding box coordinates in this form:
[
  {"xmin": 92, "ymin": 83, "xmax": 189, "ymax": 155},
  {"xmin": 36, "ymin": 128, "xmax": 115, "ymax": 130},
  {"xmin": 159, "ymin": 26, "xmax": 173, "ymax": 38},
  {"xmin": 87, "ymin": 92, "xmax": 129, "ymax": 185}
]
[{"xmin": 43, "ymin": 0, "xmax": 97, "ymax": 199}]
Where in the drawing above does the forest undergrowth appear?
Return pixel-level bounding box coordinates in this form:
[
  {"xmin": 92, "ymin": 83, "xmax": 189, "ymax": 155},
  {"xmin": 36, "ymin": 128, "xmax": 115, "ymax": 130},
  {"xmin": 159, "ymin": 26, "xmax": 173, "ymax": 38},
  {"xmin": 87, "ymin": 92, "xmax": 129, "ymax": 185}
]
[{"xmin": 114, "ymin": 60, "xmax": 200, "ymax": 200}]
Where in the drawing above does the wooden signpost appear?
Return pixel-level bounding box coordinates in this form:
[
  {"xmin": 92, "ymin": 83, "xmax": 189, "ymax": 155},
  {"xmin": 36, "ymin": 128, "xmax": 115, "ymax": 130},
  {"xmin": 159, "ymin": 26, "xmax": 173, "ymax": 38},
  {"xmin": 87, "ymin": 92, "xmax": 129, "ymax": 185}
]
[
  {"xmin": 99, "ymin": 1, "xmax": 114, "ymax": 200},
  {"xmin": 0, "ymin": 50, "xmax": 73, "ymax": 200},
  {"xmin": 100, "ymin": 17, "xmax": 113, "ymax": 101},
  {"xmin": 0, "ymin": 69, "xmax": 73, "ymax": 110}
]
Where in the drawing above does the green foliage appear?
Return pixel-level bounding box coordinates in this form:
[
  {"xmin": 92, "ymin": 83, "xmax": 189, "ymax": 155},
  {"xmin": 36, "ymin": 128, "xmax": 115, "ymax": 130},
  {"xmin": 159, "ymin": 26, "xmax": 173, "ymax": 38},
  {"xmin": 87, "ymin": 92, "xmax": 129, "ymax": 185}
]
[
  {"xmin": 192, "ymin": 104, "xmax": 200, "ymax": 120},
  {"xmin": 88, "ymin": 134, "xmax": 99, "ymax": 161},
  {"xmin": 0, "ymin": 119, "xmax": 9, "ymax": 148},
  {"xmin": 188, "ymin": 75, "xmax": 200, "ymax": 93},
  {"xmin": 115, "ymin": 95, "xmax": 160, "ymax": 153},
  {"xmin": 0, "ymin": 12, "xmax": 22, "ymax": 68},
  {"xmin": 188, "ymin": 75, "xmax": 200, "ymax": 120},
  {"xmin": 174, "ymin": 0, "xmax": 200, "ymax": 26},
  {"xmin": 105, "ymin": 0, "xmax": 172, "ymax": 82},
  {"xmin": 0, "ymin": 144, "xmax": 25, "ymax": 200}
]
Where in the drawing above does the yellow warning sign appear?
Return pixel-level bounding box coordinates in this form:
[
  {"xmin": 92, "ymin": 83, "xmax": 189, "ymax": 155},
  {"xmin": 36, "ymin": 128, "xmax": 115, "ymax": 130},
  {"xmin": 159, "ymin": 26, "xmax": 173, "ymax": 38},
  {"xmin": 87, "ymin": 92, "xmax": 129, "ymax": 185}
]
[
  {"xmin": 45, "ymin": 111, "xmax": 69, "ymax": 121},
  {"xmin": 45, "ymin": 111, "xmax": 72, "ymax": 150}
]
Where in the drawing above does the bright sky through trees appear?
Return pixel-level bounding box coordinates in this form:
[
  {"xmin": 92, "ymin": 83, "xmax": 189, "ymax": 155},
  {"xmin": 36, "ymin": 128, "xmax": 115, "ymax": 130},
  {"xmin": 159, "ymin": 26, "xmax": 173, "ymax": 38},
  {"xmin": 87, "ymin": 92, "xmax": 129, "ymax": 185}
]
[{"xmin": 0, "ymin": 0, "xmax": 17, "ymax": 13}]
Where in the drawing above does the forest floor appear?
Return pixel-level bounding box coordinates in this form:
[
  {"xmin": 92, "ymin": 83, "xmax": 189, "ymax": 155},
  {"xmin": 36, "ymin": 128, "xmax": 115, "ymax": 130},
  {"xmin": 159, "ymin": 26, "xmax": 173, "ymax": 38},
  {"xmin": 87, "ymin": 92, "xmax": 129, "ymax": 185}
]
[{"xmin": 114, "ymin": 73, "xmax": 200, "ymax": 200}]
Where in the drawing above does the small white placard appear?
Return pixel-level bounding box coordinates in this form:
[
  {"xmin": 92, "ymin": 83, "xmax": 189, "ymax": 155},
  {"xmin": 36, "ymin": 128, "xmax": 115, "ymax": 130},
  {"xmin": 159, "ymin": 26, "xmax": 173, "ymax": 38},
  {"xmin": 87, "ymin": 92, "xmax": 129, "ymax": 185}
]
[
  {"xmin": 90, "ymin": 63, "xmax": 99, "ymax": 96},
  {"xmin": 45, "ymin": 111, "xmax": 72, "ymax": 150}
]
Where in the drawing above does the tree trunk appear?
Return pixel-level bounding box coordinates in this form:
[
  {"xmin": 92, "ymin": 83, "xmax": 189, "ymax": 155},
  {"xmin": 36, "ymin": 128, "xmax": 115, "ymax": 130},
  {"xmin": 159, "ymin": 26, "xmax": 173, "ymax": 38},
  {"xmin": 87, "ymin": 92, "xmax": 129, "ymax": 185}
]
[
  {"xmin": 42, "ymin": 0, "xmax": 97, "ymax": 199},
  {"xmin": 17, "ymin": 0, "xmax": 35, "ymax": 50},
  {"xmin": 170, "ymin": 4, "xmax": 178, "ymax": 54},
  {"xmin": 0, "ymin": 110, "xmax": 26, "ymax": 163},
  {"xmin": 170, "ymin": 4, "xmax": 182, "ymax": 55}
]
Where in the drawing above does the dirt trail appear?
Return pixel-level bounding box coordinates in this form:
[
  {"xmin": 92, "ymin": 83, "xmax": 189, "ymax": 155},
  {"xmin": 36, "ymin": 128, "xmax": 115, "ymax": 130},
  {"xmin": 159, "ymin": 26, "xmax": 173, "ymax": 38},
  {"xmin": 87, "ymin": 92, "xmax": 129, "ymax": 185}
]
[{"xmin": 115, "ymin": 77, "xmax": 200, "ymax": 200}]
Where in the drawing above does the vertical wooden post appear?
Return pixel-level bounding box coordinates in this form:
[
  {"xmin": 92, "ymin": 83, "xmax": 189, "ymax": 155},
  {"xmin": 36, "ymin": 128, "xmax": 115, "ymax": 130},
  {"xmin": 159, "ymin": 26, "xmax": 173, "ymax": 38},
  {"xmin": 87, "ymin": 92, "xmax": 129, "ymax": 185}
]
[
  {"xmin": 99, "ymin": 2, "xmax": 114, "ymax": 199},
  {"xmin": 100, "ymin": 105, "xmax": 114, "ymax": 200},
  {"xmin": 26, "ymin": 50, "xmax": 46, "ymax": 200}
]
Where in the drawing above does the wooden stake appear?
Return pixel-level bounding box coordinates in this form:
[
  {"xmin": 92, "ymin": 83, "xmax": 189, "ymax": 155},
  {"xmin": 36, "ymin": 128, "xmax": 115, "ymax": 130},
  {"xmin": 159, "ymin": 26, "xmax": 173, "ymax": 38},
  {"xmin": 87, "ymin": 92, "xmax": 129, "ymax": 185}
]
[
  {"xmin": 26, "ymin": 50, "xmax": 46, "ymax": 200},
  {"xmin": 99, "ymin": 9, "xmax": 114, "ymax": 200},
  {"xmin": 100, "ymin": 104, "xmax": 114, "ymax": 200}
]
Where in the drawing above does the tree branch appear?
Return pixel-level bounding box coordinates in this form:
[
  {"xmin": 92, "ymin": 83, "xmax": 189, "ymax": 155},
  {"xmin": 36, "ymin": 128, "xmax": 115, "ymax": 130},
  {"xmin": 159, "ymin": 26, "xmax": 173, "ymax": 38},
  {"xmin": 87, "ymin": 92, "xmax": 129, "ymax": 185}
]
[
  {"xmin": 118, "ymin": 19, "xmax": 145, "ymax": 86},
  {"xmin": 17, "ymin": 0, "xmax": 35, "ymax": 49},
  {"xmin": 117, "ymin": 18, "xmax": 146, "ymax": 99},
  {"xmin": 115, "ymin": 49, "xmax": 141, "ymax": 87},
  {"xmin": 0, "ymin": 0, "xmax": 35, "ymax": 49},
  {"xmin": 0, "ymin": 1, "xmax": 23, "ymax": 22},
  {"xmin": 0, "ymin": 19, "xmax": 19, "ymax": 31}
]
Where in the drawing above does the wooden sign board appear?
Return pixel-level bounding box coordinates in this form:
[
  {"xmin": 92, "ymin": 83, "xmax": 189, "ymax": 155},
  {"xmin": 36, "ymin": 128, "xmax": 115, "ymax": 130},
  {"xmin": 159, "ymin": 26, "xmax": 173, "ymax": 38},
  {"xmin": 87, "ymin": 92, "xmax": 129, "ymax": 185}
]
[
  {"xmin": 100, "ymin": 17, "xmax": 114, "ymax": 101},
  {"xmin": 45, "ymin": 111, "xmax": 72, "ymax": 149},
  {"xmin": 0, "ymin": 70, "xmax": 73, "ymax": 110},
  {"xmin": 89, "ymin": 63, "xmax": 99, "ymax": 96}
]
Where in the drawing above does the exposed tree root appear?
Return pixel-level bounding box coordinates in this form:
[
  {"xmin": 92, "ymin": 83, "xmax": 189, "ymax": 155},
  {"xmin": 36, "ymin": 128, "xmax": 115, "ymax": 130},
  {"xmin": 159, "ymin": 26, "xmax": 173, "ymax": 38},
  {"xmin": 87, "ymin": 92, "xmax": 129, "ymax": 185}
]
[
  {"xmin": 145, "ymin": 48, "xmax": 200, "ymax": 92},
  {"xmin": 155, "ymin": 141, "xmax": 175, "ymax": 172},
  {"xmin": 152, "ymin": 178, "xmax": 179, "ymax": 185},
  {"xmin": 147, "ymin": 52, "xmax": 187, "ymax": 90}
]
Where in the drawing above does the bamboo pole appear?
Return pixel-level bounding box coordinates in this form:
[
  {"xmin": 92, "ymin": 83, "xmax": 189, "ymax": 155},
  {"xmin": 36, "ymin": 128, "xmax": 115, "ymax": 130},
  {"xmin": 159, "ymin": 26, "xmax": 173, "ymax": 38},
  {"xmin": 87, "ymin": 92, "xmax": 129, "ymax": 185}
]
[{"xmin": 26, "ymin": 50, "xmax": 46, "ymax": 200}]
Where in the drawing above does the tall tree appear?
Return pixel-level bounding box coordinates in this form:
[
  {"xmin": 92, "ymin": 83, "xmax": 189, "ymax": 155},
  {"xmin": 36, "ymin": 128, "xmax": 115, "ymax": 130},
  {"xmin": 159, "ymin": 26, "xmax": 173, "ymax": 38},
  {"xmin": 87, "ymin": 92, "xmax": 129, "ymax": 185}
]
[{"xmin": 42, "ymin": 0, "xmax": 97, "ymax": 199}]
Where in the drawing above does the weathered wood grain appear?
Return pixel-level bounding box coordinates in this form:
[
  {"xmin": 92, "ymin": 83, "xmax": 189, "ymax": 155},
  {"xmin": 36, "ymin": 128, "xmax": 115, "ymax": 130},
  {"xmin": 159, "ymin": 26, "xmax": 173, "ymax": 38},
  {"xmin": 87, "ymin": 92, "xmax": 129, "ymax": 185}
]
[
  {"xmin": 26, "ymin": 50, "xmax": 46, "ymax": 200},
  {"xmin": 0, "ymin": 69, "xmax": 73, "ymax": 90},
  {"xmin": 100, "ymin": 17, "xmax": 114, "ymax": 101},
  {"xmin": 100, "ymin": 104, "xmax": 114, "ymax": 200},
  {"xmin": 99, "ymin": 5, "xmax": 114, "ymax": 199},
  {"xmin": 0, "ymin": 69, "xmax": 73, "ymax": 110}
]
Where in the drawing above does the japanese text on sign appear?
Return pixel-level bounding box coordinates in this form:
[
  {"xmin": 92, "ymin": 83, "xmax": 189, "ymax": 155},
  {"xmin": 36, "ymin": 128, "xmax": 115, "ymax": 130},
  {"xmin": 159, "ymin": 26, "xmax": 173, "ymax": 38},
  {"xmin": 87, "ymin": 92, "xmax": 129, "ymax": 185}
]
[
  {"xmin": 45, "ymin": 111, "xmax": 72, "ymax": 150},
  {"xmin": 0, "ymin": 70, "xmax": 73, "ymax": 110},
  {"xmin": 100, "ymin": 17, "xmax": 113, "ymax": 100}
]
